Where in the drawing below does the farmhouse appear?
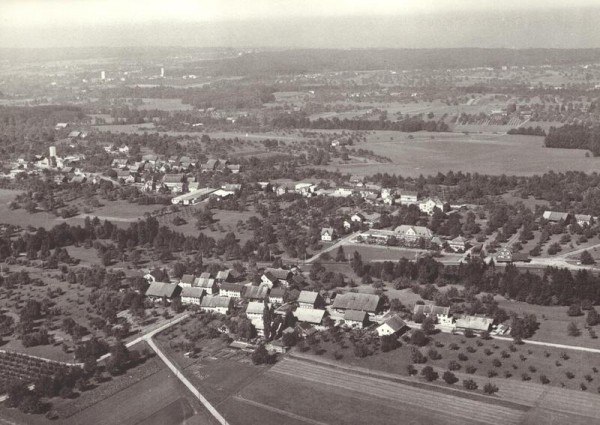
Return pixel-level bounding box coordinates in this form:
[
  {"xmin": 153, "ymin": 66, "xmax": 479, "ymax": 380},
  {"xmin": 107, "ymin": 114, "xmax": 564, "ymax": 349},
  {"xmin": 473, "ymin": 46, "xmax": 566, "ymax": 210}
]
[
  {"xmin": 376, "ymin": 315, "xmax": 408, "ymax": 337},
  {"xmin": 413, "ymin": 304, "xmax": 450, "ymax": 318},
  {"xmin": 400, "ymin": 191, "xmax": 418, "ymax": 205},
  {"xmin": 245, "ymin": 301, "xmax": 267, "ymax": 320},
  {"xmin": 243, "ymin": 285, "xmax": 269, "ymax": 301},
  {"xmin": 418, "ymin": 197, "xmax": 445, "ymax": 215},
  {"xmin": 219, "ymin": 282, "xmax": 245, "ymax": 298},
  {"xmin": 448, "ymin": 236, "xmax": 467, "ymax": 252},
  {"xmin": 295, "ymin": 182, "xmax": 316, "ymax": 196},
  {"xmin": 261, "ymin": 268, "xmax": 292, "ymax": 288},
  {"xmin": 357, "ymin": 229, "xmax": 397, "ymax": 245},
  {"xmin": 454, "ymin": 315, "xmax": 493, "ymax": 334},
  {"xmin": 269, "ymin": 287, "xmax": 287, "ymax": 304},
  {"xmin": 321, "ymin": 227, "xmax": 336, "ymax": 242},
  {"xmin": 297, "ymin": 291, "xmax": 325, "ymax": 309},
  {"xmin": 575, "ymin": 214, "xmax": 592, "ymax": 226},
  {"xmin": 194, "ymin": 277, "xmax": 217, "ymax": 295},
  {"xmin": 293, "ymin": 308, "xmax": 326, "ymax": 325},
  {"xmin": 199, "ymin": 296, "xmax": 233, "ymax": 315},
  {"xmin": 180, "ymin": 287, "xmax": 205, "ymax": 305},
  {"xmin": 394, "ymin": 225, "xmax": 433, "ymax": 242},
  {"xmin": 179, "ymin": 274, "xmax": 196, "ymax": 288},
  {"xmin": 332, "ymin": 293, "xmax": 382, "ymax": 315},
  {"xmin": 145, "ymin": 282, "xmax": 181, "ymax": 301},
  {"xmin": 343, "ymin": 310, "xmax": 369, "ymax": 329}
]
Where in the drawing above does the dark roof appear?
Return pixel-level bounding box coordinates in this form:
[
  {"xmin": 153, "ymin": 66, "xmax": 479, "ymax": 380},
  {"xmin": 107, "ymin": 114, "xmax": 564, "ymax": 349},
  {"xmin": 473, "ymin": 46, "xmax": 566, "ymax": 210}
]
[
  {"xmin": 297, "ymin": 291, "xmax": 320, "ymax": 305},
  {"xmin": 413, "ymin": 304, "xmax": 450, "ymax": 316},
  {"xmin": 332, "ymin": 292, "xmax": 381, "ymax": 312},
  {"xmin": 180, "ymin": 274, "xmax": 195, "ymax": 285},
  {"xmin": 343, "ymin": 310, "xmax": 368, "ymax": 322},
  {"xmin": 264, "ymin": 268, "xmax": 292, "ymax": 281},
  {"xmin": 380, "ymin": 315, "xmax": 406, "ymax": 332},
  {"xmin": 269, "ymin": 287, "xmax": 286, "ymax": 299},
  {"xmin": 181, "ymin": 287, "xmax": 205, "ymax": 299},
  {"xmin": 243, "ymin": 285, "xmax": 269, "ymax": 300},
  {"xmin": 220, "ymin": 282, "xmax": 245, "ymax": 293},
  {"xmin": 145, "ymin": 282, "xmax": 179, "ymax": 298},
  {"xmin": 200, "ymin": 296, "xmax": 232, "ymax": 309}
]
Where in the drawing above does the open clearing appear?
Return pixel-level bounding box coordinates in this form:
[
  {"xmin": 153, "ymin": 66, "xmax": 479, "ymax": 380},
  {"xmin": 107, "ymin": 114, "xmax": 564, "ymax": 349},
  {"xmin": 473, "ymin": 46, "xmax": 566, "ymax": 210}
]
[{"xmin": 316, "ymin": 132, "xmax": 598, "ymax": 177}]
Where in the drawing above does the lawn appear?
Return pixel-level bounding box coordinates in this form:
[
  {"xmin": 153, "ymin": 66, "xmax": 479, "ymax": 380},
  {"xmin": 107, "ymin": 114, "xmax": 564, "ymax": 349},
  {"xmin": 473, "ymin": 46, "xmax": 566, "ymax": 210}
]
[{"xmin": 314, "ymin": 131, "xmax": 599, "ymax": 178}]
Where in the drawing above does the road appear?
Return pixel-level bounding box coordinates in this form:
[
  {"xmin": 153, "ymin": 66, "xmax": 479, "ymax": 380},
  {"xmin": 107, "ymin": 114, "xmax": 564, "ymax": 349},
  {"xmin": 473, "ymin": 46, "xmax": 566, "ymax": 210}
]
[
  {"xmin": 233, "ymin": 395, "xmax": 328, "ymax": 425},
  {"xmin": 305, "ymin": 232, "xmax": 359, "ymax": 263},
  {"xmin": 493, "ymin": 334, "xmax": 600, "ymax": 354}
]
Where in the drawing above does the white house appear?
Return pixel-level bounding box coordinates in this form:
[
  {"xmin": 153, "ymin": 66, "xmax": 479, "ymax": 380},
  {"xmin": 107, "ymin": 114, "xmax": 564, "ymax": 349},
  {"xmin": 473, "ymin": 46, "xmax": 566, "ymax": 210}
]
[
  {"xmin": 199, "ymin": 296, "xmax": 233, "ymax": 315},
  {"xmin": 181, "ymin": 287, "xmax": 205, "ymax": 305},
  {"xmin": 246, "ymin": 301, "xmax": 268, "ymax": 320},
  {"xmin": 343, "ymin": 310, "xmax": 369, "ymax": 329},
  {"xmin": 219, "ymin": 282, "xmax": 245, "ymax": 298},
  {"xmin": 376, "ymin": 315, "xmax": 407, "ymax": 337},
  {"xmin": 400, "ymin": 191, "xmax": 418, "ymax": 205},
  {"xmin": 418, "ymin": 197, "xmax": 445, "ymax": 215},
  {"xmin": 394, "ymin": 225, "xmax": 433, "ymax": 242},
  {"xmin": 321, "ymin": 227, "xmax": 336, "ymax": 242}
]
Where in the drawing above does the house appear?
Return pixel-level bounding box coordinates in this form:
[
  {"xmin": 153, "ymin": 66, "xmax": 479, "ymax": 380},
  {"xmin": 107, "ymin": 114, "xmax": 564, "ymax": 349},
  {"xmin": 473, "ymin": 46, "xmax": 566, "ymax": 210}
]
[
  {"xmin": 194, "ymin": 277, "xmax": 217, "ymax": 295},
  {"xmin": 269, "ymin": 287, "xmax": 287, "ymax": 304},
  {"xmin": 227, "ymin": 164, "xmax": 241, "ymax": 174},
  {"xmin": 145, "ymin": 282, "xmax": 181, "ymax": 301},
  {"xmin": 394, "ymin": 225, "xmax": 433, "ymax": 242},
  {"xmin": 321, "ymin": 227, "xmax": 336, "ymax": 242},
  {"xmin": 419, "ymin": 197, "xmax": 445, "ymax": 215},
  {"xmin": 179, "ymin": 274, "xmax": 196, "ymax": 288},
  {"xmin": 293, "ymin": 308, "xmax": 326, "ymax": 325},
  {"xmin": 216, "ymin": 269, "xmax": 234, "ymax": 283},
  {"xmin": 295, "ymin": 182, "xmax": 316, "ymax": 197},
  {"xmin": 413, "ymin": 304, "xmax": 451, "ymax": 324},
  {"xmin": 400, "ymin": 191, "xmax": 418, "ymax": 205},
  {"xmin": 180, "ymin": 287, "xmax": 205, "ymax": 305},
  {"xmin": 245, "ymin": 301, "xmax": 267, "ymax": 320},
  {"xmin": 357, "ymin": 229, "xmax": 397, "ymax": 245},
  {"xmin": 575, "ymin": 214, "xmax": 592, "ymax": 226},
  {"xmin": 243, "ymin": 285, "xmax": 269, "ymax": 301},
  {"xmin": 219, "ymin": 282, "xmax": 245, "ymax": 298},
  {"xmin": 496, "ymin": 248, "xmax": 513, "ymax": 263},
  {"xmin": 201, "ymin": 159, "xmax": 219, "ymax": 172},
  {"xmin": 261, "ymin": 268, "xmax": 292, "ymax": 288},
  {"xmin": 351, "ymin": 213, "xmax": 366, "ymax": 223},
  {"xmin": 55, "ymin": 122, "xmax": 69, "ymax": 130},
  {"xmin": 376, "ymin": 315, "xmax": 408, "ymax": 337},
  {"xmin": 297, "ymin": 291, "xmax": 325, "ymax": 309},
  {"xmin": 542, "ymin": 211, "xmax": 571, "ymax": 223},
  {"xmin": 162, "ymin": 174, "xmax": 185, "ymax": 193},
  {"xmin": 448, "ymin": 236, "xmax": 467, "ymax": 252},
  {"xmin": 343, "ymin": 310, "xmax": 369, "ymax": 329},
  {"xmin": 454, "ymin": 315, "xmax": 493, "ymax": 334},
  {"xmin": 199, "ymin": 296, "xmax": 233, "ymax": 315},
  {"xmin": 331, "ymin": 293, "xmax": 382, "ymax": 315}
]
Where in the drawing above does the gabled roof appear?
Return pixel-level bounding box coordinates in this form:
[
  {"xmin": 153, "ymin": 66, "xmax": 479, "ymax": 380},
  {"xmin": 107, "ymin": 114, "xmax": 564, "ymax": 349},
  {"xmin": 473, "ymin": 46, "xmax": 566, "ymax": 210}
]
[
  {"xmin": 264, "ymin": 268, "xmax": 292, "ymax": 281},
  {"xmin": 181, "ymin": 287, "xmax": 205, "ymax": 299},
  {"xmin": 200, "ymin": 295, "xmax": 232, "ymax": 309},
  {"xmin": 394, "ymin": 225, "xmax": 433, "ymax": 239},
  {"xmin": 246, "ymin": 301, "xmax": 266, "ymax": 315},
  {"xmin": 413, "ymin": 304, "xmax": 450, "ymax": 316},
  {"xmin": 269, "ymin": 287, "xmax": 286, "ymax": 299},
  {"xmin": 216, "ymin": 270, "xmax": 231, "ymax": 280},
  {"xmin": 145, "ymin": 282, "xmax": 179, "ymax": 298},
  {"xmin": 332, "ymin": 292, "xmax": 381, "ymax": 312},
  {"xmin": 321, "ymin": 227, "xmax": 334, "ymax": 236},
  {"xmin": 194, "ymin": 277, "xmax": 215, "ymax": 288},
  {"xmin": 575, "ymin": 214, "xmax": 592, "ymax": 222},
  {"xmin": 293, "ymin": 308, "xmax": 326, "ymax": 324},
  {"xmin": 200, "ymin": 272, "xmax": 212, "ymax": 279},
  {"xmin": 220, "ymin": 282, "xmax": 245, "ymax": 293},
  {"xmin": 243, "ymin": 285, "xmax": 269, "ymax": 300},
  {"xmin": 297, "ymin": 291, "xmax": 320, "ymax": 305},
  {"xmin": 380, "ymin": 315, "xmax": 406, "ymax": 332},
  {"xmin": 450, "ymin": 236, "xmax": 466, "ymax": 244},
  {"xmin": 180, "ymin": 274, "xmax": 195, "ymax": 285},
  {"xmin": 343, "ymin": 310, "xmax": 368, "ymax": 322}
]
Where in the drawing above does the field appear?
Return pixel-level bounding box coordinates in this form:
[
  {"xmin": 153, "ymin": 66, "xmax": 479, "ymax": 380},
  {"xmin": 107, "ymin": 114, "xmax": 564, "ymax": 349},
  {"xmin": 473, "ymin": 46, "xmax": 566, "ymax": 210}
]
[
  {"xmin": 315, "ymin": 131, "xmax": 599, "ymax": 177},
  {"xmin": 135, "ymin": 98, "xmax": 195, "ymax": 111},
  {"xmin": 341, "ymin": 243, "xmax": 463, "ymax": 262}
]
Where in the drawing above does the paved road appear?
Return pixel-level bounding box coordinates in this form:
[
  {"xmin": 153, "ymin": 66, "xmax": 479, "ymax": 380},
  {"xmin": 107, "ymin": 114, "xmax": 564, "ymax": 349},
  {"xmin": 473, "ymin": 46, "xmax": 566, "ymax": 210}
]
[
  {"xmin": 270, "ymin": 358, "xmax": 524, "ymax": 425},
  {"xmin": 493, "ymin": 334, "xmax": 600, "ymax": 354}
]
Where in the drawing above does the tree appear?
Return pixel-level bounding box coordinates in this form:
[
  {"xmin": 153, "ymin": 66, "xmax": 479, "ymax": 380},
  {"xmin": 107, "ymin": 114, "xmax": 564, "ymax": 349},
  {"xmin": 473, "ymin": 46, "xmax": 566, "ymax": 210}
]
[
  {"xmin": 381, "ymin": 335, "xmax": 399, "ymax": 352},
  {"xmin": 567, "ymin": 303, "xmax": 583, "ymax": 317},
  {"xmin": 410, "ymin": 329, "xmax": 428, "ymax": 347},
  {"xmin": 335, "ymin": 246, "xmax": 346, "ymax": 262},
  {"xmin": 421, "ymin": 317, "xmax": 436, "ymax": 335},
  {"xmin": 443, "ymin": 371, "xmax": 458, "ymax": 384},
  {"xmin": 580, "ymin": 250, "xmax": 595, "ymax": 265},
  {"xmin": 483, "ymin": 382, "xmax": 499, "ymax": 395},
  {"xmin": 587, "ymin": 308, "xmax": 600, "ymax": 327},
  {"xmin": 106, "ymin": 341, "xmax": 130, "ymax": 375},
  {"xmin": 252, "ymin": 344, "xmax": 271, "ymax": 365},
  {"xmin": 410, "ymin": 347, "xmax": 427, "ymax": 364},
  {"xmin": 421, "ymin": 366, "xmax": 438, "ymax": 382},
  {"xmin": 463, "ymin": 379, "xmax": 478, "ymax": 390},
  {"xmin": 567, "ymin": 321, "xmax": 581, "ymax": 337}
]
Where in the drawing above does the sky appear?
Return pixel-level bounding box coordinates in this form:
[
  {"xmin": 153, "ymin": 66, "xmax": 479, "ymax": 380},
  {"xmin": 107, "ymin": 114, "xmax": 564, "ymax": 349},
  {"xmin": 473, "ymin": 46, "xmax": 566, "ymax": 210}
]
[{"xmin": 1, "ymin": 0, "xmax": 600, "ymax": 49}]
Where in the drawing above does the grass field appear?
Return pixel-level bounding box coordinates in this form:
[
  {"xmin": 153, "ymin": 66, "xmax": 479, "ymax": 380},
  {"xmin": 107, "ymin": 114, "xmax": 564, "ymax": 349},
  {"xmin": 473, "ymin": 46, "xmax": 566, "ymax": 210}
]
[
  {"xmin": 135, "ymin": 98, "xmax": 194, "ymax": 111},
  {"xmin": 314, "ymin": 131, "xmax": 598, "ymax": 177}
]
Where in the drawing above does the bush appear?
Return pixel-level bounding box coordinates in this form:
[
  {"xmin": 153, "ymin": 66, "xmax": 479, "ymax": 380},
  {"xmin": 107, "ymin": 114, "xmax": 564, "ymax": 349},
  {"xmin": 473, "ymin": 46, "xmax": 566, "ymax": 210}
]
[
  {"xmin": 410, "ymin": 347, "xmax": 427, "ymax": 364},
  {"xmin": 421, "ymin": 366, "xmax": 439, "ymax": 382},
  {"xmin": 521, "ymin": 373, "xmax": 531, "ymax": 381},
  {"xmin": 483, "ymin": 382, "xmax": 499, "ymax": 395},
  {"xmin": 458, "ymin": 353, "xmax": 468, "ymax": 361},
  {"xmin": 463, "ymin": 379, "xmax": 478, "ymax": 390},
  {"xmin": 492, "ymin": 358, "xmax": 502, "ymax": 368},
  {"xmin": 484, "ymin": 348, "xmax": 493, "ymax": 356},
  {"xmin": 443, "ymin": 371, "xmax": 458, "ymax": 385},
  {"xmin": 407, "ymin": 364, "xmax": 417, "ymax": 376},
  {"xmin": 487, "ymin": 370, "xmax": 498, "ymax": 378},
  {"xmin": 539, "ymin": 375, "xmax": 550, "ymax": 385},
  {"xmin": 448, "ymin": 360, "xmax": 461, "ymax": 371},
  {"xmin": 449, "ymin": 343, "xmax": 459, "ymax": 350},
  {"xmin": 466, "ymin": 365, "xmax": 477, "ymax": 374},
  {"xmin": 410, "ymin": 330, "xmax": 428, "ymax": 347},
  {"xmin": 566, "ymin": 371, "xmax": 575, "ymax": 379},
  {"xmin": 427, "ymin": 348, "xmax": 442, "ymax": 360}
]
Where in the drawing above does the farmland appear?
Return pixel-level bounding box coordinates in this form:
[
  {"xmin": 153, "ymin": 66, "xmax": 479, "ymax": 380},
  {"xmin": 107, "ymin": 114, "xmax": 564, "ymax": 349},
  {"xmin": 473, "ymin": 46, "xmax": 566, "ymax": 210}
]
[{"xmin": 316, "ymin": 131, "xmax": 599, "ymax": 177}]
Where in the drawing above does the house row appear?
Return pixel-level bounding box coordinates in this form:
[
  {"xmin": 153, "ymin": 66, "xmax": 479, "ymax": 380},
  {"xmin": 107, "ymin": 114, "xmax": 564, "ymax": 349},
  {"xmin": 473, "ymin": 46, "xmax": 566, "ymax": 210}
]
[
  {"xmin": 413, "ymin": 303, "xmax": 493, "ymax": 333},
  {"xmin": 542, "ymin": 211, "xmax": 593, "ymax": 226}
]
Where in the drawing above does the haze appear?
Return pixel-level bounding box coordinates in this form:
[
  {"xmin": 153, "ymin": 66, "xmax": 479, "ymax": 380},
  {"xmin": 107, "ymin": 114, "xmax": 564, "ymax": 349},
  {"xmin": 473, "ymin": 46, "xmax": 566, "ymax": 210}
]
[{"xmin": 1, "ymin": 0, "xmax": 600, "ymax": 48}]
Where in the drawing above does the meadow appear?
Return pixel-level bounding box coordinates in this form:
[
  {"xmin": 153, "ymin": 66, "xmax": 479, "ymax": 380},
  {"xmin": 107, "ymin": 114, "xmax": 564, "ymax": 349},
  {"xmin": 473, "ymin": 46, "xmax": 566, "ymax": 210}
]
[{"xmin": 316, "ymin": 131, "xmax": 598, "ymax": 177}]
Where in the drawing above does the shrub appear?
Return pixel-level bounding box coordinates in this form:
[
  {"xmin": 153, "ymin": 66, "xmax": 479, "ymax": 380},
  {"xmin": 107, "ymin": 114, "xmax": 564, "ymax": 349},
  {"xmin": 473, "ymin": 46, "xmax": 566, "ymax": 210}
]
[
  {"xmin": 581, "ymin": 383, "xmax": 588, "ymax": 391},
  {"xmin": 442, "ymin": 371, "xmax": 458, "ymax": 385},
  {"xmin": 500, "ymin": 350, "xmax": 510, "ymax": 359},
  {"xmin": 492, "ymin": 358, "xmax": 502, "ymax": 368},
  {"xmin": 585, "ymin": 374, "xmax": 593, "ymax": 382},
  {"xmin": 427, "ymin": 348, "xmax": 442, "ymax": 360},
  {"xmin": 539, "ymin": 375, "xmax": 550, "ymax": 385},
  {"xmin": 448, "ymin": 360, "xmax": 461, "ymax": 371},
  {"xmin": 521, "ymin": 373, "xmax": 531, "ymax": 381},
  {"xmin": 458, "ymin": 353, "xmax": 468, "ymax": 361},
  {"xmin": 488, "ymin": 370, "xmax": 498, "ymax": 378},
  {"xmin": 466, "ymin": 365, "xmax": 477, "ymax": 374},
  {"xmin": 406, "ymin": 364, "xmax": 417, "ymax": 376},
  {"xmin": 421, "ymin": 366, "xmax": 439, "ymax": 382},
  {"xmin": 566, "ymin": 371, "xmax": 575, "ymax": 379},
  {"xmin": 528, "ymin": 366, "xmax": 537, "ymax": 373},
  {"xmin": 411, "ymin": 347, "xmax": 427, "ymax": 364},
  {"xmin": 484, "ymin": 348, "xmax": 493, "ymax": 356},
  {"xmin": 449, "ymin": 343, "xmax": 459, "ymax": 350},
  {"xmin": 466, "ymin": 346, "xmax": 477, "ymax": 353},
  {"xmin": 410, "ymin": 330, "xmax": 428, "ymax": 347},
  {"xmin": 504, "ymin": 371, "xmax": 512, "ymax": 378},
  {"xmin": 483, "ymin": 382, "xmax": 499, "ymax": 395},
  {"xmin": 463, "ymin": 379, "xmax": 478, "ymax": 390}
]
